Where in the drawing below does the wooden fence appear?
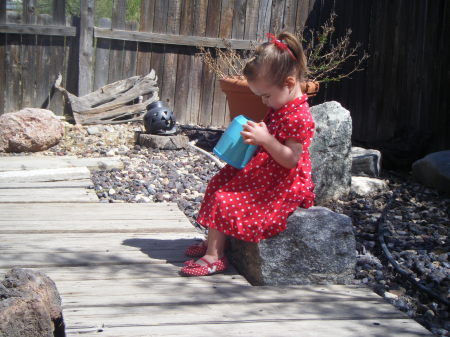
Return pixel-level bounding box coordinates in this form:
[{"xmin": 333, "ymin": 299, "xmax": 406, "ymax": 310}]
[{"xmin": 0, "ymin": 0, "xmax": 449, "ymax": 166}]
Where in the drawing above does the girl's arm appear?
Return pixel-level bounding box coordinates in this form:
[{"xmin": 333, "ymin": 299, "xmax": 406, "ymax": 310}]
[{"xmin": 241, "ymin": 121, "xmax": 302, "ymax": 169}]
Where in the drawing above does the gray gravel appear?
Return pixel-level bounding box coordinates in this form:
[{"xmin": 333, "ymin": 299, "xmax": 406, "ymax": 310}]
[{"xmin": 45, "ymin": 122, "xmax": 449, "ymax": 336}]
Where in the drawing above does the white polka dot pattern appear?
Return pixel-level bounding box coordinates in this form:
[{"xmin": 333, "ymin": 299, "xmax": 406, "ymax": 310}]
[{"xmin": 196, "ymin": 94, "xmax": 315, "ymax": 243}]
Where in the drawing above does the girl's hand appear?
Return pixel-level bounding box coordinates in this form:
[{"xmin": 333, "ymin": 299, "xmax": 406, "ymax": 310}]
[{"xmin": 241, "ymin": 121, "xmax": 271, "ymax": 146}]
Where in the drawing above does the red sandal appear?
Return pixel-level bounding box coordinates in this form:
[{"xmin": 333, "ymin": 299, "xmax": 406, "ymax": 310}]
[
  {"xmin": 184, "ymin": 241, "xmax": 208, "ymax": 257},
  {"xmin": 180, "ymin": 256, "xmax": 229, "ymax": 277},
  {"xmin": 184, "ymin": 240, "xmax": 230, "ymax": 258}
]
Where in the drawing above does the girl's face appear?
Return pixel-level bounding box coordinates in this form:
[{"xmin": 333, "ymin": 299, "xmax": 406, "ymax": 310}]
[{"xmin": 247, "ymin": 77, "xmax": 295, "ymax": 110}]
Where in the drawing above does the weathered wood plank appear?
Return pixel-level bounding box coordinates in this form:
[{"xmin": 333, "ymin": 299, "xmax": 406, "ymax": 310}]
[
  {"xmin": 0, "ymin": 264, "xmax": 247, "ymax": 283},
  {"xmin": 0, "ymin": 249, "xmax": 187, "ymax": 268},
  {"xmin": 245, "ymin": 0, "xmax": 260, "ymax": 40},
  {"xmin": 52, "ymin": 0, "xmax": 66, "ymax": 25},
  {"xmin": 0, "ymin": 179, "xmax": 93, "ymax": 189},
  {"xmin": 0, "ymin": 218, "xmax": 194, "ymax": 233},
  {"xmin": 94, "ymin": 18, "xmax": 112, "ymax": 91},
  {"xmin": 136, "ymin": 0, "xmax": 155, "ymax": 78},
  {"xmin": 0, "ymin": 233, "xmax": 203, "ymax": 251},
  {"xmin": 197, "ymin": 0, "xmax": 221, "ymax": 126},
  {"xmin": 123, "ymin": 21, "xmax": 138, "ymax": 79},
  {"xmin": 47, "ymin": 35, "xmax": 65, "ymax": 115},
  {"xmin": 36, "ymin": 14, "xmax": 52, "ymax": 108},
  {"xmin": 108, "ymin": 0, "xmax": 126, "ymax": 83},
  {"xmin": 0, "ymin": 24, "xmax": 76, "ymax": 36},
  {"xmin": 187, "ymin": 0, "xmax": 208, "ymax": 124},
  {"xmin": 0, "ymin": 156, "xmax": 123, "ymax": 171},
  {"xmin": 174, "ymin": 0, "xmax": 194, "ymax": 124},
  {"xmin": 0, "ymin": 28, "xmax": 5, "ymax": 115},
  {"xmin": 94, "ymin": 27, "xmax": 255, "ymax": 49},
  {"xmin": 64, "ymin": 319, "xmax": 431, "ymax": 337},
  {"xmin": 5, "ymin": 33, "xmax": 22, "ymax": 113},
  {"xmin": 55, "ymin": 282, "xmax": 379, "ymax": 303},
  {"xmin": 22, "ymin": 0, "xmax": 37, "ymax": 25},
  {"xmin": 20, "ymin": 34, "xmax": 36, "ymax": 108},
  {"xmin": 0, "ymin": 167, "xmax": 91, "ymax": 183},
  {"xmin": 0, "ymin": 202, "xmax": 181, "ymax": 217},
  {"xmin": 0, "ymin": 1, "xmax": 6, "ymax": 24},
  {"xmin": 0, "ymin": 187, "xmax": 98, "ymax": 203},
  {"xmin": 78, "ymin": 0, "xmax": 94, "ymax": 96},
  {"xmin": 159, "ymin": 0, "xmax": 181, "ymax": 108}
]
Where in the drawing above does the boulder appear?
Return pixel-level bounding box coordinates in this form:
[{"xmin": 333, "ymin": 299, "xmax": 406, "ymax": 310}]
[
  {"xmin": 229, "ymin": 206, "xmax": 356, "ymax": 285},
  {"xmin": 0, "ymin": 268, "xmax": 64, "ymax": 337},
  {"xmin": 138, "ymin": 133, "xmax": 189, "ymax": 150},
  {"xmin": 351, "ymin": 146, "xmax": 381, "ymax": 177},
  {"xmin": 351, "ymin": 176, "xmax": 389, "ymax": 197},
  {"xmin": 310, "ymin": 101, "xmax": 352, "ymax": 204},
  {"xmin": 0, "ymin": 108, "xmax": 64, "ymax": 153},
  {"xmin": 412, "ymin": 150, "xmax": 450, "ymax": 193}
]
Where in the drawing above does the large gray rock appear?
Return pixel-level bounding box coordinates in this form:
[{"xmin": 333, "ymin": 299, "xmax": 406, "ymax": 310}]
[
  {"xmin": 0, "ymin": 108, "xmax": 64, "ymax": 153},
  {"xmin": 138, "ymin": 133, "xmax": 189, "ymax": 150},
  {"xmin": 0, "ymin": 268, "xmax": 64, "ymax": 337},
  {"xmin": 310, "ymin": 101, "xmax": 352, "ymax": 204},
  {"xmin": 412, "ymin": 150, "xmax": 450, "ymax": 193},
  {"xmin": 229, "ymin": 207, "xmax": 356, "ymax": 285},
  {"xmin": 351, "ymin": 146, "xmax": 381, "ymax": 177}
]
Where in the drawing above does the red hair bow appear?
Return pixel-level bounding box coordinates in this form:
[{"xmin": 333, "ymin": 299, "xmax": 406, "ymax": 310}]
[{"xmin": 267, "ymin": 33, "xmax": 297, "ymax": 61}]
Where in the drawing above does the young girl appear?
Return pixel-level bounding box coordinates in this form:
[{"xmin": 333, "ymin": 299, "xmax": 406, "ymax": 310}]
[{"xmin": 181, "ymin": 32, "xmax": 315, "ymax": 277}]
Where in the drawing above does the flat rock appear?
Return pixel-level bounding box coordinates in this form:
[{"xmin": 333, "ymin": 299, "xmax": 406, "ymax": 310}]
[
  {"xmin": 351, "ymin": 176, "xmax": 389, "ymax": 197},
  {"xmin": 310, "ymin": 101, "xmax": 352, "ymax": 204},
  {"xmin": 412, "ymin": 150, "xmax": 450, "ymax": 193},
  {"xmin": 0, "ymin": 108, "xmax": 64, "ymax": 153},
  {"xmin": 138, "ymin": 134, "xmax": 189, "ymax": 150},
  {"xmin": 351, "ymin": 147, "xmax": 381, "ymax": 177},
  {"xmin": 229, "ymin": 206, "xmax": 356, "ymax": 285}
]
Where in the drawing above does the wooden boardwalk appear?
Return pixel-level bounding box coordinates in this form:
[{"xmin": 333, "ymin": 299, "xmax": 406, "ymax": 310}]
[{"xmin": 0, "ymin": 156, "xmax": 431, "ymax": 336}]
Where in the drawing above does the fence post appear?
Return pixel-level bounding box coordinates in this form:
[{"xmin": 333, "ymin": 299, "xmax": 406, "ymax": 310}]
[
  {"xmin": 0, "ymin": 1, "xmax": 6, "ymax": 24},
  {"xmin": 78, "ymin": 0, "xmax": 94, "ymax": 96},
  {"xmin": 52, "ymin": 0, "xmax": 66, "ymax": 25},
  {"xmin": 23, "ymin": 0, "xmax": 37, "ymax": 24}
]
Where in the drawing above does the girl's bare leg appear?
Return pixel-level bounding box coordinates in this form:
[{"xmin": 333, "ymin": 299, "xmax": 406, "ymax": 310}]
[{"xmin": 196, "ymin": 228, "xmax": 227, "ymax": 265}]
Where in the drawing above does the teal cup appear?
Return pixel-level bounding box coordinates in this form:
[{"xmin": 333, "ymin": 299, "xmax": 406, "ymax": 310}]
[{"xmin": 213, "ymin": 115, "xmax": 257, "ymax": 169}]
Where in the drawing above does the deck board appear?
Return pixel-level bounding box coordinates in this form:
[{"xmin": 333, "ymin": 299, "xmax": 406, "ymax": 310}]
[{"xmin": 0, "ymin": 156, "xmax": 432, "ymax": 336}]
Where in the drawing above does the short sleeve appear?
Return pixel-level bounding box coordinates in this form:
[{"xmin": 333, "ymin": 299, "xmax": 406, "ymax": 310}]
[{"xmin": 277, "ymin": 111, "xmax": 315, "ymax": 144}]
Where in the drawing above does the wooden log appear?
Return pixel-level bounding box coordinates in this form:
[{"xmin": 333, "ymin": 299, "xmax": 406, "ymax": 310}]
[
  {"xmin": 94, "ymin": 18, "xmax": 112, "ymax": 91},
  {"xmin": 78, "ymin": 0, "xmax": 94, "ymax": 96},
  {"xmin": 54, "ymin": 71, "xmax": 159, "ymax": 124}
]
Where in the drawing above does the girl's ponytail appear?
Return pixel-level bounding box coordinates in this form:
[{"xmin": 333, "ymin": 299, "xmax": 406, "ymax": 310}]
[
  {"xmin": 243, "ymin": 31, "xmax": 308, "ymax": 86},
  {"xmin": 277, "ymin": 32, "xmax": 308, "ymax": 81}
]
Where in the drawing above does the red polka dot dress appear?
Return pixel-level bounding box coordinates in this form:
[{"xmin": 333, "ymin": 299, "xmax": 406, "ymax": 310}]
[{"xmin": 197, "ymin": 94, "xmax": 315, "ymax": 243}]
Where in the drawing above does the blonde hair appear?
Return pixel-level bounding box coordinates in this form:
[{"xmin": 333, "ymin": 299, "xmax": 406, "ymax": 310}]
[{"xmin": 243, "ymin": 32, "xmax": 308, "ymax": 87}]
